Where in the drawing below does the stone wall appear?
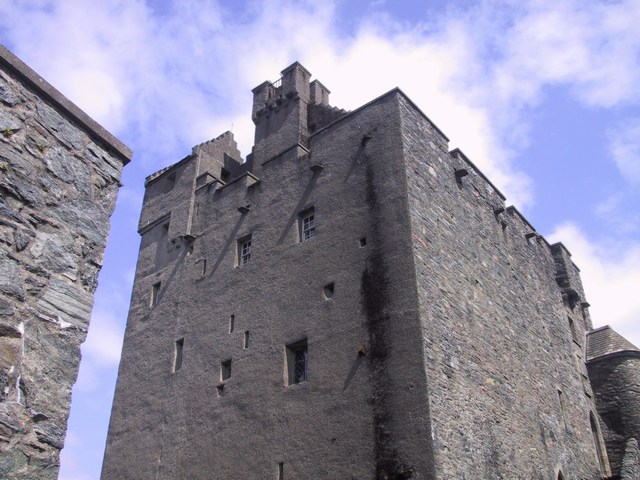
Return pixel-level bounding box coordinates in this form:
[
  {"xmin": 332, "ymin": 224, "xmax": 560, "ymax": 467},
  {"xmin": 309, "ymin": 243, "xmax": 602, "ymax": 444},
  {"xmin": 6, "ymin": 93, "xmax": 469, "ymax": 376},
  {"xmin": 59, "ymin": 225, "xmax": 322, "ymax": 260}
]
[
  {"xmin": 399, "ymin": 94, "xmax": 608, "ymax": 479},
  {"xmin": 0, "ymin": 45, "xmax": 130, "ymax": 479}
]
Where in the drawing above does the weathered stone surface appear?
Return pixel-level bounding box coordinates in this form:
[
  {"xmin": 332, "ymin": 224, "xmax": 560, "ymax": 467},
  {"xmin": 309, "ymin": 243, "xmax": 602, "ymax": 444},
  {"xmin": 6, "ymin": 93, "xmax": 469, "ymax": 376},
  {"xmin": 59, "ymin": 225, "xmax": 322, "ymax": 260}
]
[
  {"xmin": 0, "ymin": 252, "xmax": 25, "ymax": 300},
  {"xmin": 0, "ymin": 44, "xmax": 130, "ymax": 479},
  {"xmin": 13, "ymin": 229, "xmax": 33, "ymax": 252},
  {"xmin": 0, "ymin": 109, "xmax": 21, "ymax": 133},
  {"xmin": 49, "ymin": 199, "xmax": 110, "ymax": 246},
  {"xmin": 36, "ymin": 278, "xmax": 92, "ymax": 327},
  {"xmin": 0, "ymin": 298, "xmax": 13, "ymax": 315},
  {"xmin": 29, "ymin": 231, "xmax": 79, "ymax": 280},
  {"xmin": 0, "ymin": 75, "xmax": 19, "ymax": 106},
  {"xmin": 36, "ymin": 103, "xmax": 84, "ymax": 151},
  {"xmin": 43, "ymin": 147, "xmax": 91, "ymax": 195}
]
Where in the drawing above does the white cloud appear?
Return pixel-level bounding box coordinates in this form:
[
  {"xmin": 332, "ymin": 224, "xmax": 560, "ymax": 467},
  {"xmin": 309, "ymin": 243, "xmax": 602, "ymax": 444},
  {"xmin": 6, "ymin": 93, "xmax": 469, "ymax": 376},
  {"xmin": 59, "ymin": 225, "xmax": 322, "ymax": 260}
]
[
  {"xmin": 81, "ymin": 309, "xmax": 125, "ymax": 368},
  {"xmin": 608, "ymin": 119, "xmax": 640, "ymax": 184},
  {"xmin": 548, "ymin": 223, "xmax": 640, "ymax": 349}
]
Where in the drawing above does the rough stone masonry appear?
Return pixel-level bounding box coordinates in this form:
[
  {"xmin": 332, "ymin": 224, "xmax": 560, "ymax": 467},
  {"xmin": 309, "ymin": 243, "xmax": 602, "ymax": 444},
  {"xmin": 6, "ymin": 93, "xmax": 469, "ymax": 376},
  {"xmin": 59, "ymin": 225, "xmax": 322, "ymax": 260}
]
[{"xmin": 0, "ymin": 45, "xmax": 131, "ymax": 479}]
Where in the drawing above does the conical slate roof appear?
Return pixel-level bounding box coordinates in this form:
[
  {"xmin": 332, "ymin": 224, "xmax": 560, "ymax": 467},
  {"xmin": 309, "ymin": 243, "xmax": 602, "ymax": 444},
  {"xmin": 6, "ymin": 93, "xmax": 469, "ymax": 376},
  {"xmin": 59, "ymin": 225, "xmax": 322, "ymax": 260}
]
[{"xmin": 586, "ymin": 325, "xmax": 640, "ymax": 362}]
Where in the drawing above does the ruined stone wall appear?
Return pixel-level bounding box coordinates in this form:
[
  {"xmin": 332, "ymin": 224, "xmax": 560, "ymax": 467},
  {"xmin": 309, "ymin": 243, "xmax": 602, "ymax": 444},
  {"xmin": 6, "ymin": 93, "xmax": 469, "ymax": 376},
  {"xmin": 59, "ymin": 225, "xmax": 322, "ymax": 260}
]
[
  {"xmin": 0, "ymin": 46, "xmax": 130, "ymax": 479},
  {"xmin": 399, "ymin": 94, "xmax": 606, "ymax": 479}
]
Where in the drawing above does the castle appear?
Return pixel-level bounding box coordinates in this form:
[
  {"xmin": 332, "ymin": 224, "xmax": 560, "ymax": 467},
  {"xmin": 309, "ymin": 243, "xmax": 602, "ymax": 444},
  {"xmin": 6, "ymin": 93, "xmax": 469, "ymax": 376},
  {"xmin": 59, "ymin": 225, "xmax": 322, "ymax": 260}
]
[
  {"xmin": 102, "ymin": 63, "xmax": 639, "ymax": 479},
  {"xmin": 0, "ymin": 45, "xmax": 130, "ymax": 479}
]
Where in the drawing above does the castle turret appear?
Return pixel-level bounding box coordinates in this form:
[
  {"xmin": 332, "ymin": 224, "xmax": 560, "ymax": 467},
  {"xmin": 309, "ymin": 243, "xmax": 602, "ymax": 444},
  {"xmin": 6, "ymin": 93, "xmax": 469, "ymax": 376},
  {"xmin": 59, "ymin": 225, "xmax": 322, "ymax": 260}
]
[
  {"xmin": 586, "ymin": 326, "xmax": 640, "ymax": 478},
  {"xmin": 251, "ymin": 62, "xmax": 312, "ymax": 165}
]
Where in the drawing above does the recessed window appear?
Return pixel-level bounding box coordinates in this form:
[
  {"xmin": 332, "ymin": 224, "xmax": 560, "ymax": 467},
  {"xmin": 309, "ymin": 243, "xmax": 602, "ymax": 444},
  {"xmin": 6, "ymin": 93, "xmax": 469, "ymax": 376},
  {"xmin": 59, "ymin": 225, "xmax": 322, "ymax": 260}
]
[
  {"xmin": 221, "ymin": 359, "xmax": 232, "ymax": 381},
  {"xmin": 278, "ymin": 462, "xmax": 284, "ymax": 480},
  {"xmin": 197, "ymin": 258, "xmax": 207, "ymax": 277},
  {"xmin": 286, "ymin": 339, "xmax": 308, "ymax": 385},
  {"xmin": 557, "ymin": 389, "xmax": 567, "ymax": 430},
  {"xmin": 299, "ymin": 208, "xmax": 315, "ymax": 241},
  {"xmin": 568, "ymin": 317, "xmax": 580, "ymax": 345},
  {"xmin": 359, "ymin": 237, "xmax": 367, "ymax": 247},
  {"xmin": 244, "ymin": 331, "xmax": 250, "ymax": 349},
  {"xmin": 151, "ymin": 282, "xmax": 161, "ymax": 307},
  {"xmin": 323, "ymin": 282, "xmax": 335, "ymax": 299},
  {"xmin": 238, "ymin": 235, "xmax": 252, "ymax": 266},
  {"xmin": 229, "ymin": 314, "xmax": 235, "ymax": 334},
  {"xmin": 174, "ymin": 338, "xmax": 184, "ymax": 372}
]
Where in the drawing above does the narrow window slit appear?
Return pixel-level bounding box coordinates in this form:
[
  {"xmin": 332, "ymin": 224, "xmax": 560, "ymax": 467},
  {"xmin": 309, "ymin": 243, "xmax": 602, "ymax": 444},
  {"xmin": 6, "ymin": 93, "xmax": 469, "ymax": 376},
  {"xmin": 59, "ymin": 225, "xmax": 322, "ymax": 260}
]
[
  {"xmin": 244, "ymin": 331, "xmax": 249, "ymax": 349},
  {"xmin": 174, "ymin": 338, "xmax": 184, "ymax": 372},
  {"xmin": 151, "ymin": 282, "xmax": 161, "ymax": 307},
  {"xmin": 221, "ymin": 359, "xmax": 232, "ymax": 381}
]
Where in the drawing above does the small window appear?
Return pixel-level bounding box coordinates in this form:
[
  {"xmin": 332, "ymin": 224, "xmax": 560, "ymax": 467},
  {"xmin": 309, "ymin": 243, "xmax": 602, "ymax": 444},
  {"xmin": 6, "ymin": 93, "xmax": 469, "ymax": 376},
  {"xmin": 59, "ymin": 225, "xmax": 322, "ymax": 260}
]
[
  {"xmin": 359, "ymin": 237, "xmax": 367, "ymax": 247},
  {"xmin": 277, "ymin": 462, "xmax": 284, "ymax": 480},
  {"xmin": 197, "ymin": 258, "xmax": 206, "ymax": 277},
  {"xmin": 299, "ymin": 208, "xmax": 315, "ymax": 241},
  {"xmin": 568, "ymin": 317, "xmax": 580, "ymax": 345},
  {"xmin": 151, "ymin": 282, "xmax": 161, "ymax": 307},
  {"xmin": 558, "ymin": 390, "xmax": 567, "ymax": 430},
  {"xmin": 286, "ymin": 339, "xmax": 308, "ymax": 385},
  {"xmin": 244, "ymin": 331, "xmax": 249, "ymax": 349},
  {"xmin": 221, "ymin": 359, "xmax": 232, "ymax": 381},
  {"xmin": 323, "ymin": 282, "xmax": 335, "ymax": 299},
  {"xmin": 229, "ymin": 314, "xmax": 235, "ymax": 334},
  {"xmin": 174, "ymin": 338, "xmax": 184, "ymax": 372},
  {"xmin": 238, "ymin": 236, "xmax": 252, "ymax": 266}
]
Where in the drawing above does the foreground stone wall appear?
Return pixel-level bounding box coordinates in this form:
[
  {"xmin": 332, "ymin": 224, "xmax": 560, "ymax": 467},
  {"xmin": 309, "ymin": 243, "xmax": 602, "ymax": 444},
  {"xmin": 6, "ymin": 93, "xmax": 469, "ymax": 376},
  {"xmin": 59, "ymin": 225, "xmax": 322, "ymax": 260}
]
[{"xmin": 0, "ymin": 45, "xmax": 130, "ymax": 479}]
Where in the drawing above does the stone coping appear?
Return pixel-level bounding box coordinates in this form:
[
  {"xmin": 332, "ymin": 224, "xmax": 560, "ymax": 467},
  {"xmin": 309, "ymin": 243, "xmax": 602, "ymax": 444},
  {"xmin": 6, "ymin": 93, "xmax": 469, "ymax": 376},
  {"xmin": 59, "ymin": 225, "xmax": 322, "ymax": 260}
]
[{"xmin": 0, "ymin": 44, "xmax": 132, "ymax": 164}]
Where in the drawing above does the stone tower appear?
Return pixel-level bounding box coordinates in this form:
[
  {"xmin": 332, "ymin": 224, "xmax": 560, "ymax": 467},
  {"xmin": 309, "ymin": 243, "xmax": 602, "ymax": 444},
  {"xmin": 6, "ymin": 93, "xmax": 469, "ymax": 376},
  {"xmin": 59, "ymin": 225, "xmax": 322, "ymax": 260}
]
[
  {"xmin": 102, "ymin": 62, "xmax": 636, "ymax": 479},
  {"xmin": 0, "ymin": 45, "xmax": 131, "ymax": 479}
]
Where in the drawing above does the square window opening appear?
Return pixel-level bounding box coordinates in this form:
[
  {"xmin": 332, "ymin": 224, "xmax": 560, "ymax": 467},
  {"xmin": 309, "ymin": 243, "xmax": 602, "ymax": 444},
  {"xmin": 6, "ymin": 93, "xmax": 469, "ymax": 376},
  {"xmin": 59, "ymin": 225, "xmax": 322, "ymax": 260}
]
[{"xmin": 286, "ymin": 339, "xmax": 308, "ymax": 385}]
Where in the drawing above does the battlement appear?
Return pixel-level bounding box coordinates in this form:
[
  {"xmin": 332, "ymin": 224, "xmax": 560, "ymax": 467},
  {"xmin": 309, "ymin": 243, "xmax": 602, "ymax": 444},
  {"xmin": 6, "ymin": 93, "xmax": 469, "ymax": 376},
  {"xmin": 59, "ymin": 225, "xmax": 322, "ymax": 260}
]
[{"xmin": 250, "ymin": 62, "xmax": 347, "ymax": 167}]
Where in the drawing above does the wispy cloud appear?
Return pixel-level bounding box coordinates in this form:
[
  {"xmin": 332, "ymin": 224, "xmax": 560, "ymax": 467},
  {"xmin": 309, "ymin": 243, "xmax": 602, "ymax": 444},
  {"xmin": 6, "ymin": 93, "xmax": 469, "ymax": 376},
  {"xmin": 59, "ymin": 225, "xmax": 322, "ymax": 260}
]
[{"xmin": 608, "ymin": 118, "xmax": 640, "ymax": 185}]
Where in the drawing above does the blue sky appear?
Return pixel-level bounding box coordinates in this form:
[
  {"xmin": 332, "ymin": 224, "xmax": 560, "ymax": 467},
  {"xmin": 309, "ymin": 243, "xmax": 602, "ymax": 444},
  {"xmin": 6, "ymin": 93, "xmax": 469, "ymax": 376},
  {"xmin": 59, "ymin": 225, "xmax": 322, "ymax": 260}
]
[{"xmin": 2, "ymin": 1, "xmax": 640, "ymax": 478}]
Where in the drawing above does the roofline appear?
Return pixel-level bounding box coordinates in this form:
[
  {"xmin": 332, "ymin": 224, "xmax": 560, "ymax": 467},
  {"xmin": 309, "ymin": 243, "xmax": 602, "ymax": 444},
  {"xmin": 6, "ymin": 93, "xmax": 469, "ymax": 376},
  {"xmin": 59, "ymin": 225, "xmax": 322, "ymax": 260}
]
[
  {"xmin": 310, "ymin": 87, "xmax": 450, "ymax": 142},
  {"xmin": 586, "ymin": 349, "xmax": 640, "ymax": 364},
  {"xmin": 449, "ymin": 148, "xmax": 506, "ymax": 200},
  {"xmin": 0, "ymin": 44, "xmax": 132, "ymax": 164}
]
